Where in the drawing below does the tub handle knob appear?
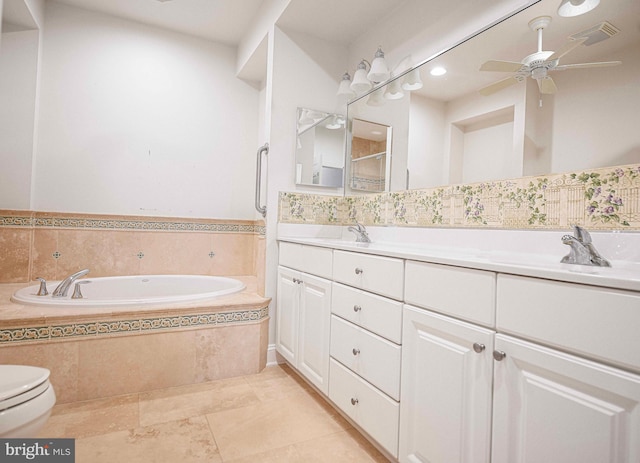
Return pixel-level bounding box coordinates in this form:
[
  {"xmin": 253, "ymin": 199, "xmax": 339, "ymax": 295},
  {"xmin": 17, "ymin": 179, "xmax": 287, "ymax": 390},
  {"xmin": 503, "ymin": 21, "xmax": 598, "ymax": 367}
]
[
  {"xmin": 34, "ymin": 277, "xmax": 48, "ymax": 296},
  {"xmin": 72, "ymin": 280, "xmax": 91, "ymax": 299}
]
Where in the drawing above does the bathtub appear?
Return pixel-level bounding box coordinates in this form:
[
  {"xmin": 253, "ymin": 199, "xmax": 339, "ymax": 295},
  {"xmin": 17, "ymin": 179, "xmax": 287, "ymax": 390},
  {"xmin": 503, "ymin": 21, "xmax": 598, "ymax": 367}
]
[{"xmin": 11, "ymin": 275, "xmax": 246, "ymax": 307}]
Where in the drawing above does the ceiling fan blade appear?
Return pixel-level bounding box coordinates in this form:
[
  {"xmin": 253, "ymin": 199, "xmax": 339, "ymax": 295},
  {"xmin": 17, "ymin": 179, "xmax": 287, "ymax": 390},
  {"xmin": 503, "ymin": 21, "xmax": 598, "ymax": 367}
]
[
  {"xmin": 479, "ymin": 76, "xmax": 521, "ymax": 96},
  {"xmin": 555, "ymin": 61, "xmax": 622, "ymax": 70},
  {"xmin": 480, "ymin": 60, "xmax": 523, "ymax": 72},
  {"xmin": 537, "ymin": 76, "xmax": 557, "ymax": 94},
  {"xmin": 548, "ymin": 37, "xmax": 587, "ymax": 61}
]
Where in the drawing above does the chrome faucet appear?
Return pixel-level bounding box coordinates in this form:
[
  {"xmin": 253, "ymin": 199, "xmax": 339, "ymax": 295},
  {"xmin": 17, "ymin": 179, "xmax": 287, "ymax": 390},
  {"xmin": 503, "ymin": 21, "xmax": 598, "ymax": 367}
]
[
  {"xmin": 52, "ymin": 268, "xmax": 90, "ymax": 298},
  {"xmin": 348, "ymin": 222, "xmax": 371, "ymax": 243},
  {"xmin": 560, "ymin": 226, "xmax": 611, "ymax": 267}
]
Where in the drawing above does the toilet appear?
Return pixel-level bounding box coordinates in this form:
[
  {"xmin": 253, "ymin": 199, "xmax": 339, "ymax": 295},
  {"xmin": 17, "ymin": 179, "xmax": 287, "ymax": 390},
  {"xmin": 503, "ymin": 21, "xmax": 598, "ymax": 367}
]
[{"xmin": 0, "ymin": 365, "xmax": 56, "ymax": 437}]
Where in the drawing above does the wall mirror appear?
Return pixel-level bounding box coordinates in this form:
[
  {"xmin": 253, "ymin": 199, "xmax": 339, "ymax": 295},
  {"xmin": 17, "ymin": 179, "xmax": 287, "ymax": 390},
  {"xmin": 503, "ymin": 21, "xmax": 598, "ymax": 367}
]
[
  {"xmin": 349, "ymin": 118, "xmax": 392, "ymax": 192},
  {"xmin": 345, "ymin": 0, "xmax": 639, "ymax": 194},
  {"xmin": 295, "ymin": 107, "xmax": 345, "ymax": 188}
]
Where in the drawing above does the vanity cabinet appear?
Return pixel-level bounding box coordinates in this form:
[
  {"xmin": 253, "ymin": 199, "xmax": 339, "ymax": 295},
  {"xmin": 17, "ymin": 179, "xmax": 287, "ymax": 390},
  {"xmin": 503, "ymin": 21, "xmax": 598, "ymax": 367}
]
[
  {"xmin": 276, "ymin": 243, "xmax": 333, "ymax": 395},
  {"xmin": 329, "ymin": 251, "xmax": 404, "ymax": 457},
  {"xmin": 277, "ymin": 239, "xmax": 640, "ymax": 462}
]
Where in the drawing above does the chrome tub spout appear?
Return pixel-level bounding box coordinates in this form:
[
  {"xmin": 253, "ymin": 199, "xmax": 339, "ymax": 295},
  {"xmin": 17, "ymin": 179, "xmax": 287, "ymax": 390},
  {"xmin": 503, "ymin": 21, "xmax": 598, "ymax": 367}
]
[{"xmin": 52, "ymin": 268, "xmax": 90, "ymax": 298}]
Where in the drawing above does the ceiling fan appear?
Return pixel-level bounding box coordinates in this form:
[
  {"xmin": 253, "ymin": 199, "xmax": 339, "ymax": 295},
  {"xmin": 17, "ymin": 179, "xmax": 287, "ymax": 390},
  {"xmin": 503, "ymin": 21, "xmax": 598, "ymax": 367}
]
[{"xmin": 478, "ymin": 16, "xmax": 621, "ymax": 96}]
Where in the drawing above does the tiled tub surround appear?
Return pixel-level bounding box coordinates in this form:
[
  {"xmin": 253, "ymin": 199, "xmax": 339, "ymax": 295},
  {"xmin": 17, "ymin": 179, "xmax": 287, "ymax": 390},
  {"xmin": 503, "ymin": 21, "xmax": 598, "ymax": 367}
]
[
  {"xmin": 0, "ymin": 211, "xmax": 266, "ymax": 292},
  {"xmin": 0, "ymin": 211, "xmax": 269, "ymax": 404},
  {"xmin": 0, "ymin": 276, "xmax": 270, "ymax": 404},
  {"xmin": 279, "ymin": 163, "xmax": 640, "ymax": 230}
]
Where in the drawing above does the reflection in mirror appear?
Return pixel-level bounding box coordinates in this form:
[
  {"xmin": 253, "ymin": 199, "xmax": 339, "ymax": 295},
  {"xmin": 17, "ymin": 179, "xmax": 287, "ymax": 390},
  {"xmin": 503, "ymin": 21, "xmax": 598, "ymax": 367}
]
[
  {"xmin": 295, "ymin": 108, "xmax": 345, "ymax": 188},
  {"xmin": 349, "ymin": 119, "xmax": 392, "ymax": 192},
  {"xmin": 346, "ymin": 0, "xmax": 639, "ymax": 194}
]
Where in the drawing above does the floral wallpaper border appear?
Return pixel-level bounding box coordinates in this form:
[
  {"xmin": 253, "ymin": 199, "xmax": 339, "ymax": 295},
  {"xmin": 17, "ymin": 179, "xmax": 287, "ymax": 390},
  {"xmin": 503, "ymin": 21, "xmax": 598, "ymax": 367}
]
[{"xmin": 279, "ymin": 163, "xmax": 640, "ymax": 230}]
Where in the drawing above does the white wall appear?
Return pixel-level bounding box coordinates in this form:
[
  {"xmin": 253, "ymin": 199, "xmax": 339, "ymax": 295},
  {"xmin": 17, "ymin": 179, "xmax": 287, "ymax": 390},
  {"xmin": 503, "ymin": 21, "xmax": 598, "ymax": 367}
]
[
  {"xmin": 32, "ymin": 2, "xmax": 259, "ymax": 218},
  {"xmin": 551, "ymin": 41, "xmax": 640, "ymax": 172},
  {"xmin": 0, "ymin": 29, "xmax": 39, "ymax": 209},
  {"xmin": 408, "ymin": 94, "xmax": 446, "ymax": 189}
]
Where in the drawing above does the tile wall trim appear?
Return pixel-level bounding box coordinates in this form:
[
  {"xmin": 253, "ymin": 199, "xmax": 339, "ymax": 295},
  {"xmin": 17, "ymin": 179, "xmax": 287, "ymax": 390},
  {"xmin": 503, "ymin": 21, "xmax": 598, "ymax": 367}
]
[
  {"xmin": 0, "ymin": 211, "xmax": 266, "ymax": 235},
  {"xmin": 279, "ymin": 163, "xmax": 640, "ymax": 231},
  {"xmin": 0, "ymin": 305, "xmax": 269, "ymax": 345}
]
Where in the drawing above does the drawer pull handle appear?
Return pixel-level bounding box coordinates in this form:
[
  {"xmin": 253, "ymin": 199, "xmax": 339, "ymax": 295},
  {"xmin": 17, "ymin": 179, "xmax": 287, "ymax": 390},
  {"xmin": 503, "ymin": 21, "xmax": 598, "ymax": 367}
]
[
  {"xmin": 355, "ymin": 268, "xmax": 364, "ymax": 275},
  {"xmin": 350, "ymin": 398, "xmax": 359, "ymax": 406},
  {"xmin": 473, "ymin": 343, "xmax": 486, "ymax": 353},
  {"xmin": 353, "ymin": 305, "xmax": 362, "ymax": 312},
  {"xmin": 493, "ymin": 350, "xmax": 507, "ymax": 361},
  {"xmin": 352, "ymin": 348, "xmax": 360, "ymax": 356}
]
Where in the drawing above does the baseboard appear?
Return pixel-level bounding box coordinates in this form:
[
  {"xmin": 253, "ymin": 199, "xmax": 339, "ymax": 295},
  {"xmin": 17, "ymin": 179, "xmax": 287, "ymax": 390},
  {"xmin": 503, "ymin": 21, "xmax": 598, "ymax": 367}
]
[{"xmin": 266, "ymin": 344, "xmax": 283, "ymax": 366}]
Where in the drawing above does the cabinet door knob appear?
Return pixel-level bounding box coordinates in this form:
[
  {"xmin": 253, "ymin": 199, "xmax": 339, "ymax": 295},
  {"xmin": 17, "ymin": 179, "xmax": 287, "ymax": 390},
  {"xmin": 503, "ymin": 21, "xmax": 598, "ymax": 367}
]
[
  {"xmin": 355, "ymin": 268, "xmax": 364, "ymax": 275},
  {"xmin": 473, "ymin": 342, "xmax": 485, "ymax": 353},
  {"xmin": 350, "ymin": 398, "xmax": 359, "ymax": 405},
  {"xmin": 353, "ymin": 305, "xmax": 362, "ymax": 312},
  {"xmin": 493, "ymin": 350, "xmax": 507, "ymax": 361},
  {"xmin": 352, "ymin": 348, "xmax": 360, "ymax": 356}
]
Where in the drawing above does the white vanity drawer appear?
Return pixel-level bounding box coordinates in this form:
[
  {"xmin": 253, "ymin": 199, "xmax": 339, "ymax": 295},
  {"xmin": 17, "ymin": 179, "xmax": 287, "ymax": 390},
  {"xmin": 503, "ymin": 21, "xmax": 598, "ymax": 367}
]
[
  {"xmin": 279, "ymin": 242, "xmax": 333, "ymax": 279},
  {"xmin": 329, "ymin": 358, "xmax": 399, "ymax": 457},
  {"xmin": 405, "ymin": 261, "xmax": 496, "ymax": 327},
  {"xmin": 330, "ymin": 315, "xmax": 402, "ymax": 400},
  {"xmin": 333, "ymin": 250, "xmax": 404, "ymax": 300},
  {"xmin": 331, "ymin": 282, "xmax": 402, "ymax": 343},
  {"xmin": 497, "ymin": 274, "xmax": 640, "ymax": 373}
]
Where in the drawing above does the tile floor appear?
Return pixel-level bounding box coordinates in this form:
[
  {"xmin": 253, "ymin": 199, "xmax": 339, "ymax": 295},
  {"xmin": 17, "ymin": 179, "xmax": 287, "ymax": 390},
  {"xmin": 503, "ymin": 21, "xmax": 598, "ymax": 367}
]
[{"xmin": 38, "ymin": 363, "xmax": 389, "ymax": 462}]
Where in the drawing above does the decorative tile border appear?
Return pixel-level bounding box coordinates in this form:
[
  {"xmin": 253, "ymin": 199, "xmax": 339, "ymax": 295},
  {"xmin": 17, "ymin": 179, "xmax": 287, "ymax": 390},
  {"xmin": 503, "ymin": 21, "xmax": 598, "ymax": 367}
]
[
  {"xmin": 0, "ymin": 306, "xmax": 269, "ymax": 345},
  {"xmin": 279, "ymin": 163, "xmax": 640, "ymax": 230},
  {"xmin": 0, "ymin": 213, "xmax": 265, "ymax": 235}
]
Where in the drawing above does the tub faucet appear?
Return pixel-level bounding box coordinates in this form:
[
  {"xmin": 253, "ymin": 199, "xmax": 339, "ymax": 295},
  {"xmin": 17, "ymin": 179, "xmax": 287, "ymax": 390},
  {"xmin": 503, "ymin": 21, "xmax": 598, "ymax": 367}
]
[
  {"xmin": 52, "ymin": 268, "xmax": 90, "ymax": 298},
  {"xmin": 560, "ymin": 226, "xmax": 611, "ymax": 267},
  {"xmin": 348, "ymin": 222, "xmax": 371, "ymax": 243}
]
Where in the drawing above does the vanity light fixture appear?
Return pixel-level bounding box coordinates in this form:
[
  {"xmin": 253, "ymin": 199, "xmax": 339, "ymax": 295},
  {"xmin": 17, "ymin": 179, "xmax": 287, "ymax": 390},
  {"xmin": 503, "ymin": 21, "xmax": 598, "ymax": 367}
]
[{"xmin": 558, "ymin": 0, "xmax": 600, "ymax": 17}]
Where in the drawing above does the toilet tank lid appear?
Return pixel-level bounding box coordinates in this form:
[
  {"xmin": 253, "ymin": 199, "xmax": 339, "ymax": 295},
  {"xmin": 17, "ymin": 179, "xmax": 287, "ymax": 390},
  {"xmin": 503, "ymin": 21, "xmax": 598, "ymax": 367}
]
[{"xmin": 0, "ymin": 365, "xmax": 50, "ymax": 401}]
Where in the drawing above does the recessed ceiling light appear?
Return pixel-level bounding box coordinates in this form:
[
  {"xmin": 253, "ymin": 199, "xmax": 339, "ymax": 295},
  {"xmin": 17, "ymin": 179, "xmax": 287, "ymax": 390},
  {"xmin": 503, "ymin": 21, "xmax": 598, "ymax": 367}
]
[{"xmin": 430, "ymin": 67, "xmax": 447, "ymax": 76}]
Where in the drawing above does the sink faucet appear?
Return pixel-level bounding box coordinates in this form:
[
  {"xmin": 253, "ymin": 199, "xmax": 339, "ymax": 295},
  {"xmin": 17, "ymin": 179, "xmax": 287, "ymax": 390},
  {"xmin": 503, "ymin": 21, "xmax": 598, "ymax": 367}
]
[
  {"xmin": 560, "ymin": 226, "xmax": 611, "ymax": 267},
  {"xmin": 52, "ymin": 268, "xmax": 90, "ymax": 297},
  {"xmin": 348, "ymin": 222, "xmax": 371, "ymax": 243}
]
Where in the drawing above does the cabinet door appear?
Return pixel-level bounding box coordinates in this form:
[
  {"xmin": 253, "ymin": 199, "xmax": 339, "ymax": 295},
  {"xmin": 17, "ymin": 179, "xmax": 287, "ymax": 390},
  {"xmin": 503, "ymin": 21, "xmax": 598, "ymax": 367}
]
[
  {"xmin": 275, "ymin": 266, "xmax": 299, "ymax": 364},
  {"xmin": 492, "ymin": 334, "xmax": 640, "ymax": 463},
  {"xmin": 399, "ymin": 305, "xmax": 494, "ymax": 463},
  {"xmin": 297, "ymin": 272, "xmax": 332, "ymax": 395}
]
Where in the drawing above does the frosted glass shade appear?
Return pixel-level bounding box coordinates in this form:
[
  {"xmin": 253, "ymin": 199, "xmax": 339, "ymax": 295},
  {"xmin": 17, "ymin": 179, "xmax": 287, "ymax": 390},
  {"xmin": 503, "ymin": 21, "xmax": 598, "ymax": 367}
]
[
  {"xmin": 366, "ymin": 88, "xmax": 386, "ymax": 106},
  {"xmin": 367, "ymin": 48, "xmax": 390, "ymax": 83},
  {"xmin": 384, "ymin": 78, "xmax": 404, "ymax": 100},
  {"xmin": 337, "ymin": 72, "xmax": 355, "ymax": 97},
  {"xmin": 351, "ymin": 63, "xmax": 372, "ymax": 93},
  {"xmin": 402, "ymin": 68, "xmax": 423, "ymax": 91}
]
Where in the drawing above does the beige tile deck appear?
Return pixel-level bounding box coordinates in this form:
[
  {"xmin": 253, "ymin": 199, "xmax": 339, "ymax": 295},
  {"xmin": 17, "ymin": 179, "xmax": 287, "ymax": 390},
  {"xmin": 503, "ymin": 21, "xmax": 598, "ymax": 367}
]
[{"xmin": 38, "ymin": 364, "xmax": 389, "ymax": 462}]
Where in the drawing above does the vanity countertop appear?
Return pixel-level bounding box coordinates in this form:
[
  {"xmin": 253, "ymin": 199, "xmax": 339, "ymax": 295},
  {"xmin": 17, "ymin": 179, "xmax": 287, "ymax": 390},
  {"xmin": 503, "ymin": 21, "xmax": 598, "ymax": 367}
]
[{"xmin": 278, "ymin": 236, "xmax": 640, "ymax": 293}]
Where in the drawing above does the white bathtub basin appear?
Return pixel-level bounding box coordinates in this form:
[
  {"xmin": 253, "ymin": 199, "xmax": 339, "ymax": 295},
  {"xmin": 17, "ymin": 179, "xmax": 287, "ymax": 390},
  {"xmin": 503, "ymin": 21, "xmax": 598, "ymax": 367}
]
[{"xmin": 11, "ymin": 275, "xmax": 245, "ymax": 307}]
